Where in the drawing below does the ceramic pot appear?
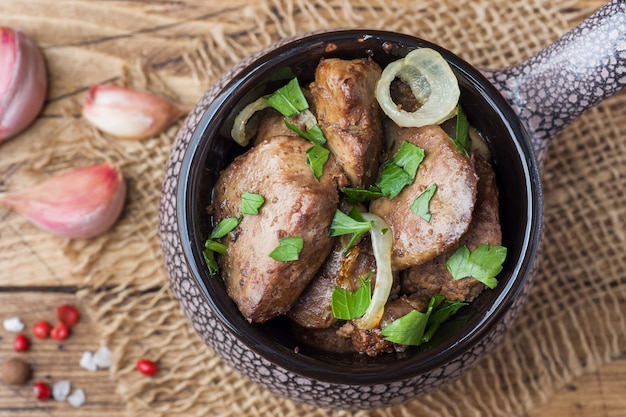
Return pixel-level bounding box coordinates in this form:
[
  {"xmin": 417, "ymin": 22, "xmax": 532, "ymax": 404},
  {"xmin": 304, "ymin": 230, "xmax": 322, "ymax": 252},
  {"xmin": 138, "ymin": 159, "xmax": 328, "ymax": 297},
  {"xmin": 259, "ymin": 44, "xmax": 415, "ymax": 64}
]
[{"xmin": 159, "ymin": 0, "xmax": 626, "ymax": 409}]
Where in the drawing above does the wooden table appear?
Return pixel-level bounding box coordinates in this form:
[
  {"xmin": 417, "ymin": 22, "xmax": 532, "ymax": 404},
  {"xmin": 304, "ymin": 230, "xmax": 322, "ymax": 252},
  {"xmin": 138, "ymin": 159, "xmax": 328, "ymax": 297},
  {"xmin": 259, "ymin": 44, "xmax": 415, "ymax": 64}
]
[
  {"xmin": 2, "ymin": 291, "xmax": 625, "ymax": 416},
  {"xmin": 1, "ymin": 1, "xmax": 624, "ymax": 416}
]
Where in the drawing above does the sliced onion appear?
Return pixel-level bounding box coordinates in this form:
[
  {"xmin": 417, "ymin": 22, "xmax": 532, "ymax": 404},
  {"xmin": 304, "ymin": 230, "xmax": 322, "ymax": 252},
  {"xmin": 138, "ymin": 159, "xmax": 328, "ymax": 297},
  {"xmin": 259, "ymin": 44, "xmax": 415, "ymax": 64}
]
[
  {"xmin": 375, "ymin": 48, "xmax": 460, "ymax": 128},
  {"xmin": 230, "ymin": 97, "xmax": 269, "ymax": 146},
  {"xmin": 292, "ymin": 108, "xmax": 318, "ymax": 130},
  {"xmin": 354, "ymin": 212, "xmax": 394, "ymax": 330}
]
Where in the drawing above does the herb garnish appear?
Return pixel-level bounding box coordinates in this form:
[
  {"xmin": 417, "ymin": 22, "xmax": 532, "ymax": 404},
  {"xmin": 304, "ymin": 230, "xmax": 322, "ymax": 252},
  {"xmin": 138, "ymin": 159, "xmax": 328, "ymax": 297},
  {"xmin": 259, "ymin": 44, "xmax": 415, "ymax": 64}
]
[
  {"xmin": 422, "ymin": 298, "xmax": 467, "ymax": 343},
  {"xmin": 381, "ymin": 309, "xmax": 430, "ymax": 346},
  {"xmin": 269, "ymin": 236, "xmax": 304, "ymax": 262},
  {"xmin": 329, "ymin": 208, "xmax": 373, "ymax": 252},
  {"xmin": 263, "ymin": 77, "xmax": 309, "ymax": 117},
  {"xmin": 381, "ymin": 295, "xmax": 467, "ymax": 346},
  {"xmin": 376, "ymin": 141, "xmax": 425, "ymax": 199},
  {"xmin": 446, "ymin": 243, "xmax": 507, "ymax": 289},
  {"xmin": 341, "ymin": 185, "xmax": 384, "ymax": 204},
  {"xmin": 263, "ymin": 78, "xmax": 330, "ymax": 179},
  {"xmin": 410, "ymin": 184, "xmax": 437, "ymax": 222},
  {"xmin": 331, "ymin": 273, "xmax": 373, "ymax": 320},
  {"xmin": 285, "ymin": 121, "xmax": 326, "ymax": 145},
  {"xmin": 203, "ymin": 216, "xmax": 242, "ymax": 275},
  {"xmin": 240, "ymin": 191, "xmax": 265, "ymax": 215},
  {"xmin": 393, "ymin": 140, "xmax": 424, "ymax": 178},
  {"xmin": 306, "ymin": 144, "xmax": 331, "ymax": 180},
  {"xmin": 451, "ymin": 105, "xmax": 470, "ymax": 155},
  {"xmin": 338, "ymin": 141, "xmax": 425, "ymax": 203}
]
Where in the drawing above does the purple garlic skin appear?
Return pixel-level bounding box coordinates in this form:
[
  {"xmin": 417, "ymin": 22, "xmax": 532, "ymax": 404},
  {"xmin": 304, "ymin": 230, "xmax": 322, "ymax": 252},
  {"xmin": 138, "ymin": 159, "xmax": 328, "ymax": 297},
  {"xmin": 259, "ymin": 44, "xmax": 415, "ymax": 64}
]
[
  {"xmin": 0, "ymin": 163, "xmax": 127, "ymax": 239},
  {"xmin": 0, "ymin": 27, "xmax": 48, "ymax": 142}
]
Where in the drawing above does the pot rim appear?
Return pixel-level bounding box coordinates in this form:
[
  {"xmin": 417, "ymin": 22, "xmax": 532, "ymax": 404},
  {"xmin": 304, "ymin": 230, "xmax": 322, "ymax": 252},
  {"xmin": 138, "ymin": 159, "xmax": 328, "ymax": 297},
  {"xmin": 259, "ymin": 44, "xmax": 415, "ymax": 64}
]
[{"xmin": 174, "ymin": 29, "xmax": 544, "ymax": 385}]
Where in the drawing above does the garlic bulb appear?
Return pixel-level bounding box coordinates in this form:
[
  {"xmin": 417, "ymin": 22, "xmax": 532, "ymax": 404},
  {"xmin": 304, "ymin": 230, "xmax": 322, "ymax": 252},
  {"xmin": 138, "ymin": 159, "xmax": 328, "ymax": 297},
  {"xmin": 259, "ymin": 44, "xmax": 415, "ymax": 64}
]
[
  {"xmin": 82, "ymin": 84, "xmax": 185, "ymax": 140},
  {"xmin": 0, "ymin": 26, "xmax": 48, "ymax": 142},
  {"xmin": 0, "ymin": 163, "xmax": 127, "ymax": 239}
]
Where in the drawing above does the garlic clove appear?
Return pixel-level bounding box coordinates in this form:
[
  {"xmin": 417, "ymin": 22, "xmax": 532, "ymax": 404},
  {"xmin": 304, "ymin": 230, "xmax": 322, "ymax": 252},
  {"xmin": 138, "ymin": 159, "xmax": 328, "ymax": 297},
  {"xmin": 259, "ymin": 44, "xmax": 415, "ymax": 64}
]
[
  {"xmin": 0, "ymin": 163, "xmax": 126, "ymax": 239},
  {"xmin": 82, "ymin": 84, "xmax": 185, "ymax": 140},
  {"xmin": 0, "ymin": 27, "xmax": 48, "ymax": 142}
]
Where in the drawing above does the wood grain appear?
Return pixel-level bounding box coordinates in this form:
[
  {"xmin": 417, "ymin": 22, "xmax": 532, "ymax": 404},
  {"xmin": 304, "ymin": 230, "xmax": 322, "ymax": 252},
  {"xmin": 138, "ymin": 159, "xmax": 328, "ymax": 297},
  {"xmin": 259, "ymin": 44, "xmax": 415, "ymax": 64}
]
[
  {"xmin": 0, "ymin": 292, "xmax": 124, "ymax": 416},
  {"xmin": 527, "ymin": 354, "xmax": 626, "ymax": 417},
  {"xmin": 2, "ymin": 290, "xmax": 625, "ymax": 417}
]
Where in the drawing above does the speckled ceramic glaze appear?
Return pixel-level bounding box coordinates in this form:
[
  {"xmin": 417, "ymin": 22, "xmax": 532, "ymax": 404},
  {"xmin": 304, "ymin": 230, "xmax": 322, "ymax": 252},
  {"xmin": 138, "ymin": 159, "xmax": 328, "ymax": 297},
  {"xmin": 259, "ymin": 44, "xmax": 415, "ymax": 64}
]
[{"xmin": 159, "ymin": 1, "xmax": 626, "ymax": 410}]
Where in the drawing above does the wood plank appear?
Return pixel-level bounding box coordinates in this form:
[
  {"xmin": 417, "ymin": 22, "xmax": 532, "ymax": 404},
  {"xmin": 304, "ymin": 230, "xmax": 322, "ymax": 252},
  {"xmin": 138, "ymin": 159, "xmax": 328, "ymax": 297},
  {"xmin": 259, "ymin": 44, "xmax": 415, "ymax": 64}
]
[
  {"xmin": 526, "ymin": 353, "xmax": 626, "ymax": 417},
  {"xmin": 3, "ymin": 289, "xmax": 626, "ymax": 416},
  {"xmin": 0, "ymin": 292, "xmax": 125, "ymax": 416}
]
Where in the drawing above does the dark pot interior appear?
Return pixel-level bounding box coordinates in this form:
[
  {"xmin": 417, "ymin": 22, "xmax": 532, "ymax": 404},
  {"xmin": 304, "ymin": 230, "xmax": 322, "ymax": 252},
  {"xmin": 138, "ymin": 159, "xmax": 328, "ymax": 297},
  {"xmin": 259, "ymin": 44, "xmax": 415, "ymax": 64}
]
[{"xmin": 177, "ymin": 30, "xmax": 543, "ymax": 385}]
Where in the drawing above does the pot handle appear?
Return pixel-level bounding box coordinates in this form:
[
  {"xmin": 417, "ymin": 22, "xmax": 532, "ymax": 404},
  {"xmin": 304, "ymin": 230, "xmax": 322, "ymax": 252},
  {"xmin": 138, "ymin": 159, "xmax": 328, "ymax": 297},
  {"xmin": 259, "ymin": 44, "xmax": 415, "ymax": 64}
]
[{"xmin": 483, "ymin": 0, "xmax": 626, "ymax": 162}]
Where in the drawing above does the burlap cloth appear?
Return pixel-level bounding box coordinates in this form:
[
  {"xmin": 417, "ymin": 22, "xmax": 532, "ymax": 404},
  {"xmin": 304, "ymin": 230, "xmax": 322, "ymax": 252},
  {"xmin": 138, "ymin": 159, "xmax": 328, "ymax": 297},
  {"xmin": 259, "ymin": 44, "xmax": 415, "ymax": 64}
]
[{"xmin": 1, "ymin": 0, "xmax": 625, "ymax": 415}]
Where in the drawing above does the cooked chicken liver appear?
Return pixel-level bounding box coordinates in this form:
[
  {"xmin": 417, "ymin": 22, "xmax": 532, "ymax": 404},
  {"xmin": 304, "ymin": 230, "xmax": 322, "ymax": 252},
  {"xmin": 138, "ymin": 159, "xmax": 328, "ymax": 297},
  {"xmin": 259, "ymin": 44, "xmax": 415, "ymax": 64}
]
[
  {"xmin": 338, "ymin": 294, "xmax": 428, "ymax": 357},
  {"xmin": 370, "ymin": 124, "xmax": 478, "ymax": 270},
  {"xmin": 212, "ymin": 135, "xmax": 346, "ymax": 323},
  {"xmin": 287, "ymin": 236, "xmax": 377, "ymax": 329},
  {"xmin": 310, "ymin": 57, "xmax": 384, "ymax": 187},
  {"xmin": 402, "ymin": 155, "xmax": 502, "ymax": 302}
]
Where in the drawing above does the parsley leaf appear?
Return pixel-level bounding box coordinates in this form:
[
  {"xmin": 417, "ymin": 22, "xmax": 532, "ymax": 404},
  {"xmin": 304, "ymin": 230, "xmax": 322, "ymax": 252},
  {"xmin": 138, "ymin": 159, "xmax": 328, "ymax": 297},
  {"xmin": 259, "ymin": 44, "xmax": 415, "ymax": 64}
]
[
  {"xmin": 446, "ymin": 243, "xmax": 507, "ymax": 289},
  {"xmin": 203, "ymin": 249, "xmax": 219, "ymax": 275},
  {"xmin": 341, "ymin": 186, "xmax": 384, "ymax": 204},
  {"xmin": 376, "ymin": 162, "xmax": 413, "ymax": 199},
  {"xmin": 241, "ymin": 191, "xmax": 265, "ymax": 215},
  {"xmin": 331, "ymin": 274, "xmax": 373, "ymax": 320},
  {"xmin": 382, "ymin": 295, "xmax": 466, "ymax": 346},
  {"xmin": 306, "ymin": 144, "xmax": 330, "ymax": 180},
  {"xmin": 410, "ymin": 184, "xmax": 437, "ymax": 222},
  {"xmin": 376, "ymin": 141, "xmax": 425, "ymax": 199},
  {"xmin": 263, "ymin": 77, "xmax": 309, "ymax": 117},
  {"xmin": 210, "ymin": 217, "xmax": 242, "ymax": 239},
  {"xmin": 203, "ymin": 216, "xmax": 243, "ymax": 275},
  {"xmin": 265, "ymin": 78, "xmax": 330, "ymax": 179},
  {"xmin": 394, "ymin": 141, "xmax": 425, "ymax": 179},
  {"xmin": 285, "ymin": 121, "xmax": 326, "ymax": 146},
  {"xmin": 204, "ymin": 239, "xmax": 227, "ymax": 255},
  {"xmin": 451, "ymin": 105, "xmax": 470, "ymax": 156},
  {"xmin": 381, "ymin": 309, "xmax": 430, "ymax": 346},
  {"xmin": 269, "ymin": 236, "xmax": 304, "ymax": 261},
  {"xmin": 330, "ymin": 209, "xmax": 373, "ymax": 252},
  {"xmin": 422, "ymin": 299, "xmax": 467, "ymax": 343}
]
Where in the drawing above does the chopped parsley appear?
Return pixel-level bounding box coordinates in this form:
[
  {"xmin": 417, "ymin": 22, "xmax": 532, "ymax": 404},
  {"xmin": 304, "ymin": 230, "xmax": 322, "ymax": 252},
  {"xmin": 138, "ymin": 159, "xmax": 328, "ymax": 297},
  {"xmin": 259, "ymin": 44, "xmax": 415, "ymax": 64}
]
[
  {"xmin": 422, "ymin": 298, "xmax": 467, "ymax": 343},
  {"xmin": 240, "ymin": 191, "xmax": 265, "ymax": 215},
  {"xmin": 329, "ymin": 208, "xmax": 373, "ymax": 252},
  {"xmin": 410, "ymin": 183, "xmax": 437, "ymax": 222},
  {"xmin": 263, "ymin": 77, "xmax": 309, "ymax": 117},
  {"xmin": 306, "ymin": 144, "xmax": 330, "ymax": 180},
  {"xmin": 376, "ymin": 141, "xmax": 425, "ymax": 199},
  {"xmin": 330, "ymin": 273, "xmax": 373, "ymax": 320},
  {"xmin": 446, "ymin": 243, "xmax": 507, "ymax": 289},
  {"xmin": 263, "ymin": 77, "xmax": 330, "ymax": 179},
  {"xmin": 451, "ymin": 105, "xmax": 470, "ymax": 156},
  {"xmin": 381, "ymin": 309, "xmax": 430, "ymax": 346},
  {"xmin": 269, "ymin": 236, "xmax": 304, "ymax": 262},
  {"xmin": 393, "ymin": 140, "xmax": 424, "ymax": 178},
  {"xmin": 285, "ymin": 121, "xmax": 326, "ymax": 145},
  {"xmin": 338, "ymin": 141, "xmax": 425, "ymax": 203},
  {"xmin": 210, "ymin": 216, "xmax": 242, "ymax": 239},
  {"xmin": 376, "ymin": 163, "xmax": 413, "ymax": 200},
  {"xmin": 341, "ymin": 185, "xmax": 384, "ymax": 204},
  {"xmin": 381, "ymin": 295, "xmax": 467, "ymax": 346},
  {"xmin": 203, "ymin": 216, "xmax": 242, "ymax": 275},
  {"xmin": 202, "ymin": 247, "xmax": 219, "ymax": 276}
]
